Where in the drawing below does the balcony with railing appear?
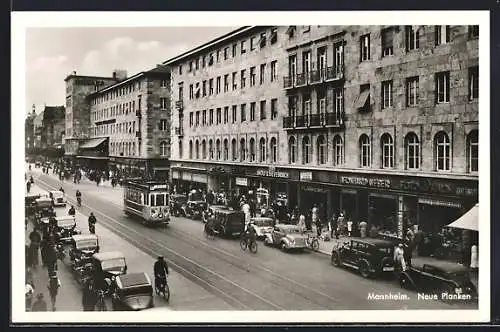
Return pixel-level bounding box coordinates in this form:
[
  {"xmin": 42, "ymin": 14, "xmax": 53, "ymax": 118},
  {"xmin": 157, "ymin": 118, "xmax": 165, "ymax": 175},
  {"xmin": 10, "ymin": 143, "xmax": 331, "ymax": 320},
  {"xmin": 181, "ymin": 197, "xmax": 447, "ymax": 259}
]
[
  {"xmin": 283, "ymin": 111, "xmax": 344, "ymax": 130},
  {"xmin": 282, "ymin": 65, "xmax": 344, "ymax": 90},
  {"xmin": 174, "ymin": 126, "xmax": 184, "ymax": 136},
  {"xmin": 175, "ymin": 100, "xmax": 184, "ymax": 110}
]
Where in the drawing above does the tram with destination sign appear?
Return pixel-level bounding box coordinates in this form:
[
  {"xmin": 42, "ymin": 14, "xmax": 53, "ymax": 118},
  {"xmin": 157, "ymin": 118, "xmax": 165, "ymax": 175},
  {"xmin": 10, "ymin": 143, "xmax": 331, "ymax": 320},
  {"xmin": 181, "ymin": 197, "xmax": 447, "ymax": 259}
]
[{"xmin": 123, "ymin": 180, "xmax": 170, "ymax": 226}]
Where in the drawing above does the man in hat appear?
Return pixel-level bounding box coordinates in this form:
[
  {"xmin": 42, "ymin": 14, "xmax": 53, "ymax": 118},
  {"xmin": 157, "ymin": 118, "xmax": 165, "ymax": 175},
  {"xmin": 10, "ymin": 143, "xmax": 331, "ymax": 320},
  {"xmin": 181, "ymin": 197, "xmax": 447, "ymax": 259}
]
[{"xmin": 47, "ymin": 272, "xmax": 61, "ymax": 311}]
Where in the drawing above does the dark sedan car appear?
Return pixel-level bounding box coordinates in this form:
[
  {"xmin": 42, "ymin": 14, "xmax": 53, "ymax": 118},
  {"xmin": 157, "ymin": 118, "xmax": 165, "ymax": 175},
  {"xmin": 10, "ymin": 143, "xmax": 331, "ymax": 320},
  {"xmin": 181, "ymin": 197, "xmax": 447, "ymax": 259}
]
[
  {"xmin": 331, "ymin": 238, "xmax": 395, "ymax": 278},
  {"xmin": 111, "ymin": 272, "xmax": 154, "ymax": 311},
  {"xmin": 399, "ymin": 261, "xmax": 478, "ymax": 302}
]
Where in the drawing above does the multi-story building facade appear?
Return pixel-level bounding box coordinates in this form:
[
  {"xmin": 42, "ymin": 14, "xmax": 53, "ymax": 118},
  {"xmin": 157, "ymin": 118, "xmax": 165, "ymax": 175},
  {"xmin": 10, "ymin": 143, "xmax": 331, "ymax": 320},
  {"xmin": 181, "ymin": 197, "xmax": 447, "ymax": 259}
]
[
  {"xmin": 33, "ymin": 110, "xmax": 44, "ymax": 149},
  {"xmin": 164, "ymin": 26, "xmax": 291, "ymax": 192},
  {"xmin": 165, "ymin": 25, "xmax": 479, "ymax": 240},
  {"xmin": 41, "ymin": 105, "xmax": 65, "ymax": 149},
  {"xmin": 64, "ymin": 71, "xmax": 120, "ymax": 158},
  {"xmin": 25, "ymin": 105, "xmax": 37, "ymax": 152},
  {"xmin": 85, "ymin": 65, "xmax": 171, "ymax": 179}
]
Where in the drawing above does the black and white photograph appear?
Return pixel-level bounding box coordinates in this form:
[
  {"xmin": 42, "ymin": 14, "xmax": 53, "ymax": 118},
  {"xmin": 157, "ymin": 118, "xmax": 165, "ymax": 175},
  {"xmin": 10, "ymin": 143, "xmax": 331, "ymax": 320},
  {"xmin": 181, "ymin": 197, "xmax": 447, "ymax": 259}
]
[{"xmin": 11, "ymin": 11, "xmax": 490, "ymax": 323}]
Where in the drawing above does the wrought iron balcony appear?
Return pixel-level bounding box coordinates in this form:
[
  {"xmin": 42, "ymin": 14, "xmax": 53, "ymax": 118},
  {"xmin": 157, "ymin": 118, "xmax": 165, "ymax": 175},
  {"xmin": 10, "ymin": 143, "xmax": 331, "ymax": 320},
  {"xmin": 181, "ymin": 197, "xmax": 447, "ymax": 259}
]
[
  {"xmin": 283, "ymin": 112, "xmax": 344, "ymax": 130},
  {"xmin": 325, "ymin": 65, "xmax": 344, "ymax": 81},
  {"xmin": 174, "ymin": 126, "xmax": 184, "ymax": 136},
  {"xmin": 175, "ymin": 100, "xmax": 184, "ymax": 110},
  {"xmin": 309, "ymin": 70, "xmax": 322, "ymax": 84},
  {"xmin": 296, "ymin": 73, "xmax": 307, "ymax": 87},
  {"xmin": 282, "ymin": 66, "xmax": 343, "ymax": 90}
]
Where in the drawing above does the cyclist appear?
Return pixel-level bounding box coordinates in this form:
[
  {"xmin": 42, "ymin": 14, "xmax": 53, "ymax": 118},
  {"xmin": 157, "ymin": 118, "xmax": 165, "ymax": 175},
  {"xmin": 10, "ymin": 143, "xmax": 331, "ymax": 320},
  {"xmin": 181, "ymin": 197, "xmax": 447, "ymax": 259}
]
[
  {"xmin": 244, "ymin": 221, "xmax": 257, "ymax": 247},
  {"xmin": 153, "ymin": 256, "xmax": 169, "ymax": 293},
  {"xmin": 68, "ymin": 205, "xmax": 76, "ymax": 216},
  {"xmin": 204, "ymin": 212, "xmax": 216, "ymax": 237},
  {"xmin": 88, "ymin": 212, "xmax": 97, "ymax": 234},
  {"xmin": 76, "ymin": 189, "xmax": 82, "ymax": 206}
]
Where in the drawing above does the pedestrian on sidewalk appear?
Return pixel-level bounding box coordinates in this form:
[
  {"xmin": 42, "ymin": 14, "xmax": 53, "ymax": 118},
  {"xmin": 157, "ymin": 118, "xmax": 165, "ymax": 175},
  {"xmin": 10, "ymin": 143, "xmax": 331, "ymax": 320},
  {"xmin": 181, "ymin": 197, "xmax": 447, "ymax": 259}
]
[
  {"xmin": 26, "ymin": 180, "xmax": 31, "ymax": 193},
  {"xmin": 359, "ymin": 221, "xmax": 368, "ymax": 238},
  {"xmin": 336, "ymin": 213, "xmax": 345, "ymax": 236},
  {"xmin": 47, "ymin": 273, "xmax": 61, "ymax": 311},
  {"xmin": 394, "ymin": 243, "xmax": 407, "ymax": 272},
  {"xmin": 46, "ymin": 245, "xmax": 58, "ymax": 276},
  {"xmin": 347, "ymin": 219, "xmax": 353, "ymax": 237},
  {"xmin": 470, "ymin": 244, "xmax": 478, "ymax": 270},
  {"xmin": 25, "ymin": 282, "xmax": 35, "ymax": 311},
  {"xmin": 31, "ymin": 293, "xmax": 47, "ymax": 312},
  {"xmin": 82, "ymin": 279, "xmax": 97, "ymax": 311},
  {"xmin": 329, "ymin": 213, "xmax": 337, "ymax": 239},
  {"xmin": 297, "ymin": 214, "xmax": 306, "ymax": 232}
]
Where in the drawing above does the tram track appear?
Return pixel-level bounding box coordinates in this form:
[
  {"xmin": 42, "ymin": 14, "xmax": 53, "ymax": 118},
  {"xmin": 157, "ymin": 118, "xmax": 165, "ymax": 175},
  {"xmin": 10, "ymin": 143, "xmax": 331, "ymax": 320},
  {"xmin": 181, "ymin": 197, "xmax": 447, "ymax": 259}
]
[
  {"xmin": 34, "ymin": 175, "xmax": 344, "ymax": 309},
  {"xmin": 35, "ymin": 176, "xmax": 284, "ymax": 310}
]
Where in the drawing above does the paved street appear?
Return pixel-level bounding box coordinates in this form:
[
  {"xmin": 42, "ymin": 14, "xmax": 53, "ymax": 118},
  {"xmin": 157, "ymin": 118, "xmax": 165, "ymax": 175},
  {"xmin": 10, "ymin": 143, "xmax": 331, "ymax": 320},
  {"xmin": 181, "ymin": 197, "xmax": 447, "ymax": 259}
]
[
  {"xmin": 26, "ymin": 172, "xmax": 232, "ymax": 311},
  {"xmin": 28, "ymin": 166, "xmax": 478, "ymax": 310}
]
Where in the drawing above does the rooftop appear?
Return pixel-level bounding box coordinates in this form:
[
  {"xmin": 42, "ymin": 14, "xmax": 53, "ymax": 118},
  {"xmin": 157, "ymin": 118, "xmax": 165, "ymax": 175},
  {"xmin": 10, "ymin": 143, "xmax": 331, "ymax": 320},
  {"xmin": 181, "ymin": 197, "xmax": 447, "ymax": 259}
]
[
  {"xmin": 86, "ymin": 65, "xmax": 170, "ymax": 98},
  {"xmin": 162, "ymin": 26, "xmax": 257, "ymax": 66},
  {"xmin": 64, "ymin": 73, "xmax": 116, "ymax": 82}
]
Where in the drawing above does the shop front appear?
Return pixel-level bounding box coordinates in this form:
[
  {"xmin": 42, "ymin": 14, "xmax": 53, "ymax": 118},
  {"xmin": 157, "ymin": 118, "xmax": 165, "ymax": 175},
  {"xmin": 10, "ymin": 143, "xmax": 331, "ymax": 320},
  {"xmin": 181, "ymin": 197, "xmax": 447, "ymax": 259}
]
[{"xmin": 171, "ymin": 166, "xmax": 208, "ymax": 193}]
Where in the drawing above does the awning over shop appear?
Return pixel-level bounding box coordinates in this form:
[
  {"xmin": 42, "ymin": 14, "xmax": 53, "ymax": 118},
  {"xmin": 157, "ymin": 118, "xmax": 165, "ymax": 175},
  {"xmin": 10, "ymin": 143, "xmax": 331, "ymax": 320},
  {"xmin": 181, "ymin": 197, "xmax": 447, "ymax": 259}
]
[
  {"xmin": 80, "ymin": 137, "xmax": 108, "ymax": 149},
  {"xmin": 76, "ymin": 156, "xmax": 109, "ymax": 160},
  {"xmin": 447, "ymin": 204, "xmax": 479, "ymax": 231}
]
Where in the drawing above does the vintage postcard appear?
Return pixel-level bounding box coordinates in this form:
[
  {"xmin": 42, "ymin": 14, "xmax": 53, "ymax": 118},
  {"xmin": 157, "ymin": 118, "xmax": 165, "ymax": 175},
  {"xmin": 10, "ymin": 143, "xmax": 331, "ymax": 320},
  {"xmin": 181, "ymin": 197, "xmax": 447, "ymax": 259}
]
[{"xmin": 11, "ymin": 10, "xmax": 490, "ymax": 323}]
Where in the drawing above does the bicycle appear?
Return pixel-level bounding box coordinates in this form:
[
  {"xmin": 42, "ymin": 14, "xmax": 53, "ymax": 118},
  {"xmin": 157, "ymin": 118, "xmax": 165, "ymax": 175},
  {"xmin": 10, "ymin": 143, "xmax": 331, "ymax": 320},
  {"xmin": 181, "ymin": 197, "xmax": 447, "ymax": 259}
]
[
  {"xmin": 77, "ymin": 197, "xmax": 82, "ymax": 207},
  {"xmin": 96, "ymin": 289, "xmax": 107, "ymax": 311},
  {"xmin": 306, "ymin": 233, "xmax": 320, "ymax": 251},
  {"xmin": 155, "ymin": 276, "xmax": 170, "ymax": 302},
  {"xmin": 240, "ymin": 235, "xmax": 258, "ymax": 253}
]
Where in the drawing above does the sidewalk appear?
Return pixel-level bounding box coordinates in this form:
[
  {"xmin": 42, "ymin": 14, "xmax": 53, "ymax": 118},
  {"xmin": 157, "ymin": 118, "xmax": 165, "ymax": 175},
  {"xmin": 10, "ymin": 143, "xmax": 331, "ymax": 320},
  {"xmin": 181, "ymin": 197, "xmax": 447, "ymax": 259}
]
[{"xmin": 25, "ymin": 177, "xmax": 232, "ymax": 311}]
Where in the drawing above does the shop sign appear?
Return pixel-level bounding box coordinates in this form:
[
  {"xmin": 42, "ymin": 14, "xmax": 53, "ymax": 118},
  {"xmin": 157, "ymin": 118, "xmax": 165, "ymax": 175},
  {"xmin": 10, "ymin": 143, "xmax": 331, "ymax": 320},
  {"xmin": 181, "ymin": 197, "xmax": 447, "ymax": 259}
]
[
  {"xmin": 340, "ymin": 176, "xmax": 391, "ymax": 189},
  {"xmin": 150, "ymin": 184, "xmax": 168, "ymax": 191},
  {"xmin": 235, "ymin": 177, "xmax": 248, "ymax": 186},
  {"xmin": 256, "ymin": 167, "xmax": 289, "ymax": 179},
  {"xmin": 300, "ymin": 171, "xmax": 313, "ymax": 181},
  {"xmin": 398, "ymin": 178, "xmax": 478, "ymax": 198},
  {"xmin": 302, "ymin": 185, "xmax": 328, "ymax": 193}
]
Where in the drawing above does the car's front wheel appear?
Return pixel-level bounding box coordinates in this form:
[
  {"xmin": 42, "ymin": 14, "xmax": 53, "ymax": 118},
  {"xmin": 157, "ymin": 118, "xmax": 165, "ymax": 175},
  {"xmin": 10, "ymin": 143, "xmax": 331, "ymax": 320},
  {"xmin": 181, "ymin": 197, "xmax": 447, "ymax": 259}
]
[
  {"xmin": 280, "ymin": 242, "xmax": 288, "ymax": 252},
  {"xmin": 399, "ymin": 274, "xmax": 414, "ymax": 290},
  {"xmin": 331, "ymin": 253, "xmax": 341, "ymax": 267}
]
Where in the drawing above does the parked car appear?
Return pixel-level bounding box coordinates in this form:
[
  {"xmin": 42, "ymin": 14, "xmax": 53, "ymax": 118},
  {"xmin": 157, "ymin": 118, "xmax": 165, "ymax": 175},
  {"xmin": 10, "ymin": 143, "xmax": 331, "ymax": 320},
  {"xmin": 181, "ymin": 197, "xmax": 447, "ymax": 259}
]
[
  {"xmin": 53, "ymin": 215, "xmax": 81, "ymax": 243},
  {"xmin": 169, "ymin": 194, "xmax": 188, "ymax": 217},
  {"xmin": 91, "ymin": 251, "xmax": 128, "ymax": 279},
  {"xmin": 399, "ymin": 260, "xmax": 478, "ymax": 301},
  {"xmin": 111, "ymin": 272, "xmax": 154, "ymax": 311},
  {"xmin": 49, "ymin": 190, "xmax": 66, "ymax": 207},
  {"xmin": 69, "ymin": 234, "xmax": 100, "ymax": 266},
  {"xmin": 183, "ymin": 200, "xmax": 207, "ymax": 220},
  {"xmin": 330, "ymin": 238, "xmax": 395, "ymax": 278},
  {"xmin": 264, "ymin": 224, "xmax": 309, "ymax": 252},
  {"xmin": 250, "ymin": 217, "xmax": 275, "ymax": 239}
]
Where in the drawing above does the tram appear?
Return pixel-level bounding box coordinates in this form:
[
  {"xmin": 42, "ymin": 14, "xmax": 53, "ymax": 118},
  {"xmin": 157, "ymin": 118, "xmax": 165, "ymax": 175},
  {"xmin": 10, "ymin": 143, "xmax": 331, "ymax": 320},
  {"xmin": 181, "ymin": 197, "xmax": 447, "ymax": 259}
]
[{"xmin": 123, "ymin": 180, "xmax": 170, "ymax": 226}]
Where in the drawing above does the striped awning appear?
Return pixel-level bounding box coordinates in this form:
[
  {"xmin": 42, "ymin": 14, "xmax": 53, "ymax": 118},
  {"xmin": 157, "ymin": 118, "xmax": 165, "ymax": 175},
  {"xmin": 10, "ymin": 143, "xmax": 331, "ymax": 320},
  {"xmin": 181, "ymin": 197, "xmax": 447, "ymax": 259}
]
[{"xmin": 80, "ymin": 137, "xmax": 108, "ymax": 149}]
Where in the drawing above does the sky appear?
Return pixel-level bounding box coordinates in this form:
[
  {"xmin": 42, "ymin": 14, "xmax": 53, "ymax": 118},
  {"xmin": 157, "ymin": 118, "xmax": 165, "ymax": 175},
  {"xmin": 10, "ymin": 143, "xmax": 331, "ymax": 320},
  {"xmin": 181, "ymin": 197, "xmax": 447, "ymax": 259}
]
[{"xmin": 25, "ymin": 27, "xmax": 236, "ymax": 115}]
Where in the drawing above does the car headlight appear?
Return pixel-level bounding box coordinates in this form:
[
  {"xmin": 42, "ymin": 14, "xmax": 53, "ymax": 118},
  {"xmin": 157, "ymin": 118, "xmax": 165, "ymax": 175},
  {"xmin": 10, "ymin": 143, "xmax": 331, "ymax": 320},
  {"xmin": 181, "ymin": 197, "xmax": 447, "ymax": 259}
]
[{"xmin": 159, "ymin": 214, "xmax": 164, "ymax": 218}]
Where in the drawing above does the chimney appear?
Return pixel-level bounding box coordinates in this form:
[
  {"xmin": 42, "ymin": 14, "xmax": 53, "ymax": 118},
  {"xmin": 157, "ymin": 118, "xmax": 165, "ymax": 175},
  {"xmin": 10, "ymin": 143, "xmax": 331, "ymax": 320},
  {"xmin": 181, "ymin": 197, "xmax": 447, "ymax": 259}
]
[
  {"xmin": 113, "ymin": 69, "xmax": 127, "ymax": 82},
  {"xmin": 32, "ymin": 104, "xmax": 36, "ymax": 115}
]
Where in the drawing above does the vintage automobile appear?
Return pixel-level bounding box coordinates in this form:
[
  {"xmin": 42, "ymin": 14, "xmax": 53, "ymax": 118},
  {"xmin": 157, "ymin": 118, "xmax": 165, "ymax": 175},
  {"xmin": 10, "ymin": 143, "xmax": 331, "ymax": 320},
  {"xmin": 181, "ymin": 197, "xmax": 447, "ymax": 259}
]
[
  {"xmin": 111, "ymin": 272, "xmax": 154, "ymax": 311},
  {"xmin": 250, "ymin": 217, "xmax": 275, "ymax": 239},
  {"xmin": 49, "ymin": 190, "xmax": 66, "ymax": 207},
  {"xmin": 183, "ymin": 200, "xmax": 208, "ymax": 220},
  {"xmin": 91, "ymin": 251, "xmax": 128, "ymax": 280},
  {"xmin": 34, "ymin": 197, "xmax": 55, "ymax": 228},
  {"xmin": 25, "ymin": 193, "xmax": 41, "ymax": 217},
  {"xmin": 211, "ymin": 207, "xmax": 245, "ymax": 237},
  {"xmin": 169, "ymin": 194, "xmax": 188, "ymax": 217},
  {"xmin": 330, "ymin": 238, "xmax": 395, "ymax": 278},
  {"xmin": 264, "ymin": 224, "xmax": 309, "ymax": 251},
  {"xmin": 69, "ymin": 234, "xmax": 100, "ymax": 267},
  {"xmin": 53, "ymin": 215, "xmax": 81, "ymax": 243},
  {"xmin": 399, "ymin": 260, "xmax": 478, "ymax": 301}
]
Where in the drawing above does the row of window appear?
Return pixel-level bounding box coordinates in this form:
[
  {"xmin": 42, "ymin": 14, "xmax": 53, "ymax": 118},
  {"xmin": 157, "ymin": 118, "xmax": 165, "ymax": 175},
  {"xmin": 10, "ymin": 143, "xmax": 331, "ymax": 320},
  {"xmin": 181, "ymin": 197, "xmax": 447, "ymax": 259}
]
[
  {"xmin": 185, "ymin": 136, "xmax": 279, "ymax": 163},
  {"xmin": 91, "ymin": 81, "xmax": 142, "ymax": 105},
  {"xmin": 186, "ymin": 61, "xmax": 278, "ymax": 101},
  {"xmin": 285, "ymin": 130, "xmax": 478, "ymax": 173},
  {"xmin": 361, "ymin": 25, "xmax": 478, "ymax": 62},
  {"xmin": 183, "ymin": 27, "xmax": 278, "ymax": 76},
  {"xmin": 110, "ymin": 141, "xmax": 137, "ymax": 157},
  {"xmin": 357, "ymin": 67, "xmax": 479, "ymax": 110},
  {"xmin": 91, "ymin": 95, "xmax": 171, "ymax": 122},
  {"xmin": 188, "ymin": 99, "xmax": 279, "ymax": 127},
  {"xmin": 91, "ymin": 121, "xmax": 136, "ymax": 137}
]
